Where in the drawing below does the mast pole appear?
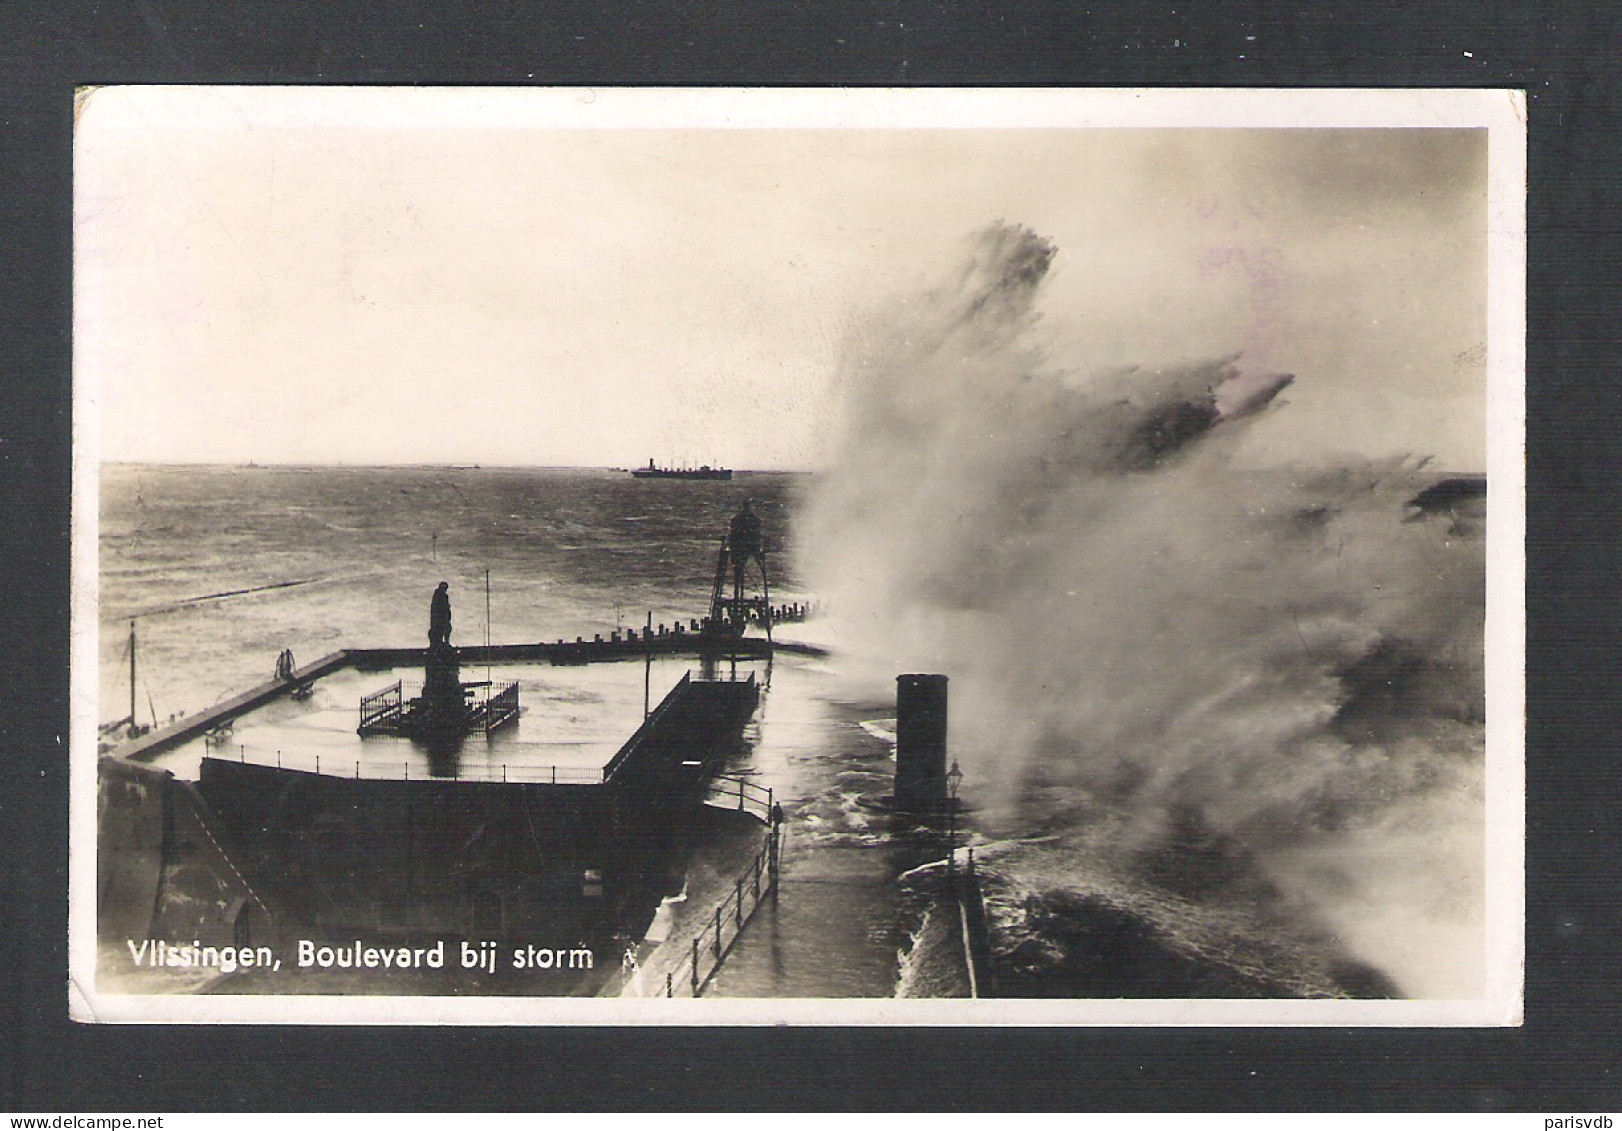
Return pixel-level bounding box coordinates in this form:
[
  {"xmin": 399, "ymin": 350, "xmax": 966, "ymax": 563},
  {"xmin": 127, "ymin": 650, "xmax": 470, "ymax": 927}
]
[{"xmin": 129, "ymin": 620, "xmax": 137, "ymax": 731}]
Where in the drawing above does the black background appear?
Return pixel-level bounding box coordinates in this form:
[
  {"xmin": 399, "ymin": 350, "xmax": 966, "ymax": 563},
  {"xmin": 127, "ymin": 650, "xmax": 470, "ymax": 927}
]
[{"xmin": 2, "ymin": 0, "xmax": 1618, "ymax": 1112}]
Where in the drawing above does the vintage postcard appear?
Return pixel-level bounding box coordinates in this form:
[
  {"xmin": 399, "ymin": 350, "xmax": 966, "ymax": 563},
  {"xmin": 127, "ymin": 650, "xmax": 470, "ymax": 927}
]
[{"xmin": 70, "ymin": 86, "xmax": 1524, "ymax": 1024}]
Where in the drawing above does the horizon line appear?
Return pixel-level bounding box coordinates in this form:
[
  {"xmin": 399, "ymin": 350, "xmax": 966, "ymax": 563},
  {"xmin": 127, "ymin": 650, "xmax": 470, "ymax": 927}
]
[{"xmin": 100, "ymin": 459, "xmax": 821, "ymax": 474}]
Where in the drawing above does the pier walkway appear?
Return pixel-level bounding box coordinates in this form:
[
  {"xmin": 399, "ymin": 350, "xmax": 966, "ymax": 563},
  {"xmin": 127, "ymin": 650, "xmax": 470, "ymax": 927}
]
[
  {"xmin": 955, "ymin": 849, "xmax": 997, "ymax": 997},
  {"xmin": 610, "ymin": 788, "xmax": 781, "ymax": 999},
  {"xmin": 697, "ymin": 843, "xmax": 906, "ymax": 998},
  {"xmin": 695, "ymin": 843, "xmax": 995, "ymax": 999},
  {"xmin": 111, "ymin": 650, "xmax": 350, "ymax": 762},
  {"xmin": 106, "ymin": 622, "xmax": 822, "ymax": 766}
]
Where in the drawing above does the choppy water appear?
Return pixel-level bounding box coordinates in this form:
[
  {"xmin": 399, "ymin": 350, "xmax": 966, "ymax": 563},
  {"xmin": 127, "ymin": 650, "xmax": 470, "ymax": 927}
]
[
  {"xmin": 98, "ymin": 464, "xmax": 807, "ymax": 721},
  {"xmin": 96, "ymin": 462, "xmax": 1461, "ymax": 999}
]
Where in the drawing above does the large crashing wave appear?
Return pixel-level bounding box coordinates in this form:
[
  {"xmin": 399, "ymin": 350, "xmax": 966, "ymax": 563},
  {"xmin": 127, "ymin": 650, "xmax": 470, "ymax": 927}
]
[{"xmin": 804, "ymin": 223, "xmax": 1485, "ymax": 998}]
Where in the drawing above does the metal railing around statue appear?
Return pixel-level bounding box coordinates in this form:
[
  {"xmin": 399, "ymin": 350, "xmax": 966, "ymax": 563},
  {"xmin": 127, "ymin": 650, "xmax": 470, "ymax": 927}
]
[
  {"xmin": 359, "ymin": 681, "xmax": 403, "ymax": 732},
  {"xmin": 357, "ymin": 678, "xmax": 520, "ymax": 737}
]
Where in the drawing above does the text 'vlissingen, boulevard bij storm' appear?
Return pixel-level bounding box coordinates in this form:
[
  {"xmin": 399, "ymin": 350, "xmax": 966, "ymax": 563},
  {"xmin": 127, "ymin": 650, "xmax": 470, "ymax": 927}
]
[{"xmin": 125, "ymin": 938, "xmax": 594, "ymax": 974}]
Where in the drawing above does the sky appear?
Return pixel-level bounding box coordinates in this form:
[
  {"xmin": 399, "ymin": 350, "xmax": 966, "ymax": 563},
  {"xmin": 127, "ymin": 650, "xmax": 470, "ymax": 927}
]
[{"xmin": 76, "ymin": 88, "xmax": 1502, "ymax": 471}]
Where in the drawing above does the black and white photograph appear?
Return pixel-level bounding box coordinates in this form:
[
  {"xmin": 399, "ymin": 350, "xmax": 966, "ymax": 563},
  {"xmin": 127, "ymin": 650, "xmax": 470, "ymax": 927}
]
[{"xmin": 71, "ymin": 86, "xmax": 1524, "ymax": 1025}]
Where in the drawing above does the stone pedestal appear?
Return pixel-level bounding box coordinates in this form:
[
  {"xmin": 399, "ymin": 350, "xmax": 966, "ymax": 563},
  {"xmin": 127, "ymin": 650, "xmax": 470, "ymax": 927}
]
[{"xmin": 419, "ymin": 639, "xmax": 467, "ymax": 737}]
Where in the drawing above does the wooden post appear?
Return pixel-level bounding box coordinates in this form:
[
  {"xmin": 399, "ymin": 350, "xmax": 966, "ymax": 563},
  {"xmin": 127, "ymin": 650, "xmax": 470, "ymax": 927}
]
[
  {"xmin": 405, "ymin": 792, "xmax": 413, "ymax": 932},
  {"xmin": 691, "ymin": 940, "xmax": 699, "ymax": 993},
  {"xmin": 738, "ymin": 778, "xmax": 745, "ymax": 810},
  {"xmin": 736, "ymin": 880, "xmax": 744, "ymax": 926},
  {"xmin": 666, "ymin": 971, "xmax": 673, "ymax": 998},
  {"xmin": 128, "ymin": 620, "xmax": 136, "ymax": 732},
  {"xmin": 760, "ymin": 549, "xmax": 772, "ymax": 645},
  {"xmin": 644, "ymin": 610, "xmax": 653, "ymax": 718},
  {"xmin": 714, "ymin": 907, "xmax": 723, "ymax": 960}
]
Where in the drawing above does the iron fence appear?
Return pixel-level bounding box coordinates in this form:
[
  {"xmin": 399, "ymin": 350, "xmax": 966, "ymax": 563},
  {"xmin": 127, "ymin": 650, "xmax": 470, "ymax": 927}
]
[
  {"xmin": 656, "ymin": 825, "xmax": 780, "ymax": 998},
  {"xmin": 704, "ymin": 774, "xmax": 775, "ymax": 823},
  {"xmin": 207, "ymin": 747, "xmax": 606, "ymax": 785},
  {"xmin": 358, "ymin": 681, "xmax": 402, "ymax": 731}
]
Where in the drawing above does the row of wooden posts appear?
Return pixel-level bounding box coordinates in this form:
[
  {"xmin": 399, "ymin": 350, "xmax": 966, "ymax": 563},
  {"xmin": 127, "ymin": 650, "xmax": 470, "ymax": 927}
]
[{"xmin": 561, "ymin": 601, "xmax": 818, "ymax": 649}]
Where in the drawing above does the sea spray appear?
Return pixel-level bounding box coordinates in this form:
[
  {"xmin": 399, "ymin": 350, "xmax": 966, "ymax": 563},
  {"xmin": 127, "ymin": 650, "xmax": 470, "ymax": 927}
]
[
  {"xmin": 894, "ymin": 894, "xmax": 973, "ymax": 999},
  {"xmin": 803, "ymin": 223, "xmax": 1486, "ymax": 997}
]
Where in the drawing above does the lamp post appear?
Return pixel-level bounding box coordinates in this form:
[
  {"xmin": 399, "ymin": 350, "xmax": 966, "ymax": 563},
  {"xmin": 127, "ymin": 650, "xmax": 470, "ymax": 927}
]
[{"xmin": 946, "ymin": 759, "xmax": 963, "ymax": 887}]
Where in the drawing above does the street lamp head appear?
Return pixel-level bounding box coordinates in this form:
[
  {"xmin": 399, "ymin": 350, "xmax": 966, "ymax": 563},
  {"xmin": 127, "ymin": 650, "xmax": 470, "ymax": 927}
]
[{"xmin": 947, "ymin": 759, "xmax": 963, "ymax": 800}]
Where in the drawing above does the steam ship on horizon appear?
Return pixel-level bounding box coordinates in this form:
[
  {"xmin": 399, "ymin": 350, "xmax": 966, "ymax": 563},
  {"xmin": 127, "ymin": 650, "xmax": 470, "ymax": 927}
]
[{"xmin": 630, "ymin": 458, "xmax": 733, "ymax": 481}]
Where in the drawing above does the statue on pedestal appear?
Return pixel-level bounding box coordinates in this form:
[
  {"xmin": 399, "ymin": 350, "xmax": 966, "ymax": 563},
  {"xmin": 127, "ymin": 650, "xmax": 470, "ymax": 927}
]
[
  {"xmin": 421, "ymin": 582, "xmax": 465, "ymax": 737},
  {"xmin": 360, "ymin": 580, "xmax": 519, "ymax": 756}
]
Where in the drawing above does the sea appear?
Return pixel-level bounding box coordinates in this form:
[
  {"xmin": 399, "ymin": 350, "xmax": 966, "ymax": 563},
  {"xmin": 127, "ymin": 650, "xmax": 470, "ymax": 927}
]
[
  {"xmin": 98, "ymin": 463, "xmax": 918, "ymax": 997},
  {"xmin": 95, "ymin": 459, "xmax": 1483, "ymax": 1001}
]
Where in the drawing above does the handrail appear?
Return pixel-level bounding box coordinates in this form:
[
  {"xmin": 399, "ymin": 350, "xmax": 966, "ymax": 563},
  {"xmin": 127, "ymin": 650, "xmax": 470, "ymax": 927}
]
[
  {"xmin": 655, "ymin": 823, "xmax": 780, "ymax": 998},
  {"xmin": 704, "ymin": 774, "xmax": 775, "ymax": 822},
  {"xmin": 203, "ymin": 750, "xmax": 605, "ymax": 785},
  {"xmin": 951, "ymin": 846, "xmax": 996, "ymax": 997},
  {"xmin": 601, "ymin": 671, "xmax": 691, "ymax": 782}
]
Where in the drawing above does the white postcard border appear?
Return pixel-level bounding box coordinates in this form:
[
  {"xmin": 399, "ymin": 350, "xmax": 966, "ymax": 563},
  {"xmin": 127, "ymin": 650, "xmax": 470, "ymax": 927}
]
[{"xmin": 69, "ymin": 85, "xmax": 1526, "ymax": 1026}]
